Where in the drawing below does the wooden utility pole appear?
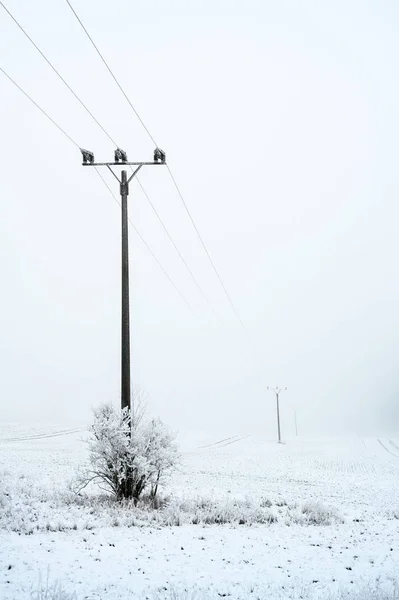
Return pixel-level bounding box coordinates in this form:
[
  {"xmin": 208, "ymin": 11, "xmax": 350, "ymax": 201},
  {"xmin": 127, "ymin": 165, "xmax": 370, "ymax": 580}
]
[
  {"xmin": 120, "ymin": 169, "xmax": 130, "ymax": 411},
  {"xmin": 81, "ymin": 147, "xmax": 166, "ymax": 411},
  {"xmin": 267, "ymin": 386, "xmax": 287, "ymax": 443}
]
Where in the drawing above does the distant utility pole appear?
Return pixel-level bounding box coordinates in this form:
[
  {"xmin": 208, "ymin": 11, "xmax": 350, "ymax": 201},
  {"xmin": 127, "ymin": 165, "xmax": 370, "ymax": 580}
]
[
  {"xmin": 80, "ymin": 147, "xmax": 166, "ymax": 412},
  {"xmin": 267, "ymin": 386, "xmax": 287, "ymax": 443}
]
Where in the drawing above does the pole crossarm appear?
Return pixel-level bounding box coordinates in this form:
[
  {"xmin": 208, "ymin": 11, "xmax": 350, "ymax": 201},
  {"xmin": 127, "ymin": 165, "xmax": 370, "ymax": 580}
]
[
  {"xmin": 270, "ymin": 386, "xmax": 286, "ymax": 394},
  {"xmin": 105, "ymin": 163, "xmax": 145, "ymax": 185},
  {"xmin": 127, "ymin": 165, "xmax": 143, "ymax": 184},
  {"xmin": 106, "ymin": 164, "xmax": 121, "ymax": 182},
  {"xmin": 82, "ymin": 161, "xmax": 165, "ymax": 167}
]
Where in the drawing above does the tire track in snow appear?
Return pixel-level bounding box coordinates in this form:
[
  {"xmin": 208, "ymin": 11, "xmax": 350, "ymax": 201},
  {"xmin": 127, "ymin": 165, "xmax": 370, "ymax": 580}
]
[
  {"xmin": 198, "ymin": 434, "xmax": 242, "ymax": 449},
  {"xmin": 377, "ymin": 439, "xmax": 399, "ymax": 459},
  {"xmin": 0, "ymin": 428, "xmax": 85, "ymax": 443},
  {"xmin": 182, "ymin": 434, "xmax": 246, "ymax": 456},
  {"xmin": 389, "ymin": 440, "xmax": 399, "ymax": 452},
  {"xmin": 194, "ymin": 434, "xmax": 251, "ymax": 454},
  {"xmin": 216, "ymin": 434, "xmax": 251, "ymax": 448}
]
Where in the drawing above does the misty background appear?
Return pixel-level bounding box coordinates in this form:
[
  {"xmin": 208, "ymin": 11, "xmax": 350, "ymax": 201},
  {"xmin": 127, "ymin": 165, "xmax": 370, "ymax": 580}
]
[{"xmin": 1, "ymin": 0, "xmax": 398, "ymax": 437}]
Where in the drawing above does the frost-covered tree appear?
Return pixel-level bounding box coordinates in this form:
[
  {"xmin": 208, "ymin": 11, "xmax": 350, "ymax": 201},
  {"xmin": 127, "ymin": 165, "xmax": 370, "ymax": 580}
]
[
  {"xmin": 80, "ymin": 403, "xmax": 179, "ymax": 502},
  {"xmin": 143, "ymin": 417, "xmax": 180, "ymax": 500}
]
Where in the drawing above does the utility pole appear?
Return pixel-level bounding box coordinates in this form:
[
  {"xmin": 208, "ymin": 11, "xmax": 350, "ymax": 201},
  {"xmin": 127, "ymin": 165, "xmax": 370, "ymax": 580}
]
[
  {"xmin": 80, "ymin": 147, "xmax": 166, "ymax": 412},
  {"xmin": 267, "ymin": 386, "xmax": 287, "ymax": 443}
]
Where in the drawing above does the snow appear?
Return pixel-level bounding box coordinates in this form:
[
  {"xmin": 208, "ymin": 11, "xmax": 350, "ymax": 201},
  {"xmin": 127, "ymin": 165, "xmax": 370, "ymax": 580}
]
[{"xmin": 1, "ymin": 424, "xmax": 399, "ymax": 599}]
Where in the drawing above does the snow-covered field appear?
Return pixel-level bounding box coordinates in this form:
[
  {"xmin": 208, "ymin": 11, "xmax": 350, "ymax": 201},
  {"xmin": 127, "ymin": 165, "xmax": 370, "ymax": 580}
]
[{"xmin": 1, "ymin": 423, "xmax": 399, "ymax": 599}]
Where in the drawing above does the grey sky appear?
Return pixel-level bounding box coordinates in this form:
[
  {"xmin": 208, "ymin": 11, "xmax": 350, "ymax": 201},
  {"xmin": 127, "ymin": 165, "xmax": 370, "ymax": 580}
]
[{"xmin": 1, "ymin": 0, "xmax": 398, "ymax": 437}]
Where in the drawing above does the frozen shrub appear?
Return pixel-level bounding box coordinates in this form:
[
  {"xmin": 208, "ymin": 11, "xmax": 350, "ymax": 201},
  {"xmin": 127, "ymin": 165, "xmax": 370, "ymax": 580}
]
[
  {"xmin": 77, "ymin": 403, "xmax": 179, "ymax": 502},
  {"xmin": 291, "ymin": 500, "xmax": 343, "ymax": 526},
  {"xmin": 276, "ymin": 497, "xmax": 288, "ymax": 507},
  {"xmin": 260, "ymin": 497, "xmax": 273, "ymax": 508}
]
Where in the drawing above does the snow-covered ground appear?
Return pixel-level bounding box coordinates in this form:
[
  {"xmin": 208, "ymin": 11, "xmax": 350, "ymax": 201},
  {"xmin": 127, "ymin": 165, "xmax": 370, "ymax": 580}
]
[{"xmin": 1, "ymin": 423, "xmax": 399, "ymax": 599}]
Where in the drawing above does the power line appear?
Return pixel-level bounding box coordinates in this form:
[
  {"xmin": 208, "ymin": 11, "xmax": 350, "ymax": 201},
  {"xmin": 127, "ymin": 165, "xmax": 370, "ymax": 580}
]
[
  {"xmin": 135, "ymin": 176, "xmax": 220, "ymax": 322},
  {"xmin": 94, "ymin": 168, "xmax": 192, "ymax": 311},
  {"xmin": 0, "ymin": 66, "xmax": 79, "ymax": 149},
  {"xmin": 65, "ymin": 0, "xmax": 157, "ymax": 148},
  {"xmin": 0, "ymin": 66, "xmax": 191, "ymax": 311},
  {"xmin": 2, "ymin": 0, "xmax": 216, "ymax": 319},
  {"xmin": 0, "ymin": 64, "xmax": 78, "ymax": 147},
  {"xmin": 0, "ymin": 0, "xmax": 117, "ymax": 147},
  {"xmin": 166, "ymin": 165, "xmax": 247, "ymax": 332},
  {"xmin": 64, "ymin": 0, "xmax": 247, "ymax": 332}
]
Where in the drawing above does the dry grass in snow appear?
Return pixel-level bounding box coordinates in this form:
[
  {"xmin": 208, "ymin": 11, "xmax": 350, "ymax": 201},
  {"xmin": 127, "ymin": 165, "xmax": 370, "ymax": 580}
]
[
  {"xmin": 0, "ymin": 470, "xmax": 343, "ymax": 534},
  {"xmin": 29, "ymin": 576, "xmax": 399, "ymax": 600}
]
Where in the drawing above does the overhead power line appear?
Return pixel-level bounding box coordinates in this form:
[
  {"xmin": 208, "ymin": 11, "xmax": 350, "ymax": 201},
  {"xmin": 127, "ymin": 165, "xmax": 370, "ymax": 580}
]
[
  {"xmin": 166, "ymin": 165, "xmax": 247, "ymax": 332},
  {"xmin": 0, "ymin": 66, "xmax": 79, "ymax": 149},
  {"xmin": 94, "ymin": 168, "xmax": 192, "ymax": 311},
  {"xmin": 0, "ymin": 0, "xmax": 117, "ymax": 147},
  {"xmin": 0, "ymin": 66, "xmax": 191, "ymax": 310},
  {"xmin": 1, "ymin": 0, "xmax": 215, "ymax": 318},
  {"xmin": 65, "ymin": 0, "xmax": 157, "ymax": 148},
  {"xmin": 64, "ymin": 0, "xmax": 246, "ymax": 331},
  {"xmin": 136, "ymin": 176, "xmax": 220, "ymax": 322}
]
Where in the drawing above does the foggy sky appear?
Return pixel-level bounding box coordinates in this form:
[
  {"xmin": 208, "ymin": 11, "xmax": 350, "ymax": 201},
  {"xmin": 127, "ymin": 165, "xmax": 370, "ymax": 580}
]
[{"xmin": 1, "ymin": 0, "xmax": 399, "ymax": 437}]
